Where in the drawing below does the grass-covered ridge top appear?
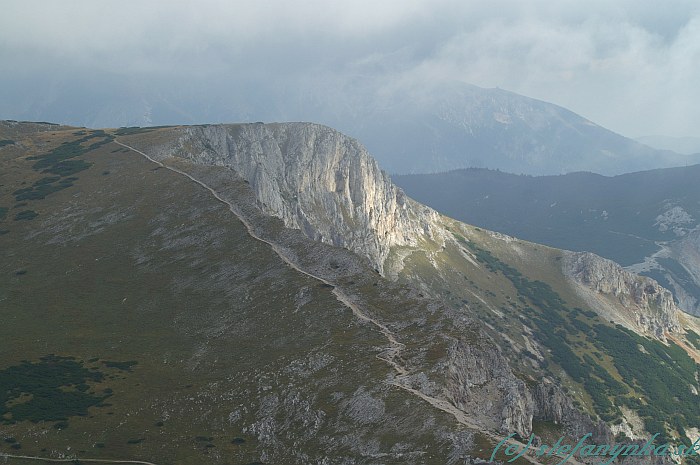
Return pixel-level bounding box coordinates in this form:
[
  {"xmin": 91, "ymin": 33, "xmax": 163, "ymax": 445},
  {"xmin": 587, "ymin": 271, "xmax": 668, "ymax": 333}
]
[{"xmin": 1, "ymin": 130, "xmax": 117, "ymax": 227}]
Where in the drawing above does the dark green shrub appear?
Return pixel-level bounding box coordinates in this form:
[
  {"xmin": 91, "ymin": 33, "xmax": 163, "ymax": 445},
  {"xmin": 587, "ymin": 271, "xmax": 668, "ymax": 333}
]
[
  {"xmin": 102, "ymin": 360, "xmax": 138, "ymax": 372},
  {"xmin": 13, "ymin": 210, "xmax": 38, "ymax": 221}
]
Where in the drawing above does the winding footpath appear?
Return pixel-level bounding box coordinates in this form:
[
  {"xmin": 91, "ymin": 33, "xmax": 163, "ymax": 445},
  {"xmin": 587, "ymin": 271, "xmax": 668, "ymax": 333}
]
[
  {"xmin": 0, "ymin": 453, "xmax": 158, "ymax": 465},
  {"xmin": 112, "ymin": 139, "xmax": 555, "ymax": 465}
]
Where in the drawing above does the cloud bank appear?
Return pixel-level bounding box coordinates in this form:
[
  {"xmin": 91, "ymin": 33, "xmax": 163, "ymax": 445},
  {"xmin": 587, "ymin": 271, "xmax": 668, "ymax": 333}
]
[{"xmin": 1, "ymin": 0, "xmax": 698, "ymax": 137}]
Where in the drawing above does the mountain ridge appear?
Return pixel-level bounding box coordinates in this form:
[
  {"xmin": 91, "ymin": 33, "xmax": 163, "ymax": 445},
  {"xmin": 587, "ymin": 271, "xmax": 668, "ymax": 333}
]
[
  {"xmin": 116, "ymin": 122, "xmax": 697, "ymax": 341},
  {"xmin": 3, "ymin": 120, "xmax": 700, "ymax": 463}
]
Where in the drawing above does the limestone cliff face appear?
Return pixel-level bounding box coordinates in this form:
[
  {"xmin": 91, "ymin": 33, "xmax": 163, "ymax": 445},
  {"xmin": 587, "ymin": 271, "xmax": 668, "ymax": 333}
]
[
  {"xmin": 562, "ymin": 251, "xmax": 681, "ymax": 338},
  {"xmin": 143, "ymin": 123, "xmax": 438, "ymax": 274}
]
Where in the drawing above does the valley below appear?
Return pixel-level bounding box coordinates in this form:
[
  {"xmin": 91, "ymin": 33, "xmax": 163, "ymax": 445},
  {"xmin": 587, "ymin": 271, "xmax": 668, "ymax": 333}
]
[{"xmin": 395, "ymin": 167, "xmax": 700, "ymax": 318}]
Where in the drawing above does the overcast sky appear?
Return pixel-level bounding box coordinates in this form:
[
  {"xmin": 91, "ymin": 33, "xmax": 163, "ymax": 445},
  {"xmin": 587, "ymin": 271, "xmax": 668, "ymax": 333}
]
[{"xmin": 1, "ymin": 0, "xmax": 699, "ymax": 137}]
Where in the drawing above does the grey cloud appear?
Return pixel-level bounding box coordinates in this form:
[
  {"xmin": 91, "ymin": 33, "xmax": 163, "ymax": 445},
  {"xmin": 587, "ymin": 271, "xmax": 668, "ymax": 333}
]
[{"xmin": 1, "ymin": 0, "xmax": 698, "ymax": 137}]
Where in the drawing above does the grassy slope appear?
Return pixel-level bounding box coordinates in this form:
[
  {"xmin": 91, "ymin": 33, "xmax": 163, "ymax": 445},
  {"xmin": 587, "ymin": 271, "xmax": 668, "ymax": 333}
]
[{"xmin": 0, "ymin": 126, "xmax": 469, "ymax": 464}]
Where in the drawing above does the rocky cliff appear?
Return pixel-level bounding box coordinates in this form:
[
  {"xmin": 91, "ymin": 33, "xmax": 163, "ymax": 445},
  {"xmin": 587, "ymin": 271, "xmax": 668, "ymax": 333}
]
[
  {"xmin": 562, "ymin": 251, "xmax": 681, "ymax": 338},
  {"xmin": 446, "ymin": 339, "xmax": 533, "ymax": 437},
  {"xmin": 137, "ymin": 123, "xmax": 439, "ymax": 274}
]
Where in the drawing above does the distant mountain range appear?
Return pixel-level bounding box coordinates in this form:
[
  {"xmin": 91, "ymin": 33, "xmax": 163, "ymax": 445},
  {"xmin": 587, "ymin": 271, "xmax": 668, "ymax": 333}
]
[
  {"xmin": 3, "ymin": 79, "xmax": 699, "ymax": 176},
  {"xmin": 395, "ymin": 164, "xmax": 700, "ymax": 315},
  {"xmin": 329, "ymin": 82, "xmax": 700, "ymax": 176},
  {"xmin": 636, "ymin": 135, "xmax": 700, "ymax": 155}
]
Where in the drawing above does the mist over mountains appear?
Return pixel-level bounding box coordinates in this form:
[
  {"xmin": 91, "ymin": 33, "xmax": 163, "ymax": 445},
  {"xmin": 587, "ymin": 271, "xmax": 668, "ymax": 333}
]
[
  {"xmin": 3, "ymin": 79, "xmax": 699, "ymax": 176},
  {"xmin": 636, "ymin": 135, "xmax": 700, "ymax": 155}
]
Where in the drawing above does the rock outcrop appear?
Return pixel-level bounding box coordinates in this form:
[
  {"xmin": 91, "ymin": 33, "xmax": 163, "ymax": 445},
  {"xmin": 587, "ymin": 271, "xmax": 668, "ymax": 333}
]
[
  {"xmin": 446, "ymin": 341, "xmax": 614, "ymax": 442},
  {"xmin": 141, "ymin": 123, "xmax": 438, "ymax": 274},
  {"xmin": 533, "ymin": 380, "xmax": 571, "ymax": 425},
  {"xmin": 532, "ymin": 379, "xmax": 612, "ymax": 442},
  {"xmin": 446, "ymin": 339, "xmax": 534, "ymax": 438},
  {"xmin": 562, "ymin": 251, "xmax": 681, "ymax": 338}
]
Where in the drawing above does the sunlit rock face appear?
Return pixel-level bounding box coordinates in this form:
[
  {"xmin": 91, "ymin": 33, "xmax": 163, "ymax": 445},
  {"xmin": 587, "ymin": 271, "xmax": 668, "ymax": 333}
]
[
  {"xmin": 563, "ymin": 251, "xmax": 681, "ymax": 338},
  {"xmin": 142, "ymin": 122, "xmax": 438, "ymax": 274}
]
